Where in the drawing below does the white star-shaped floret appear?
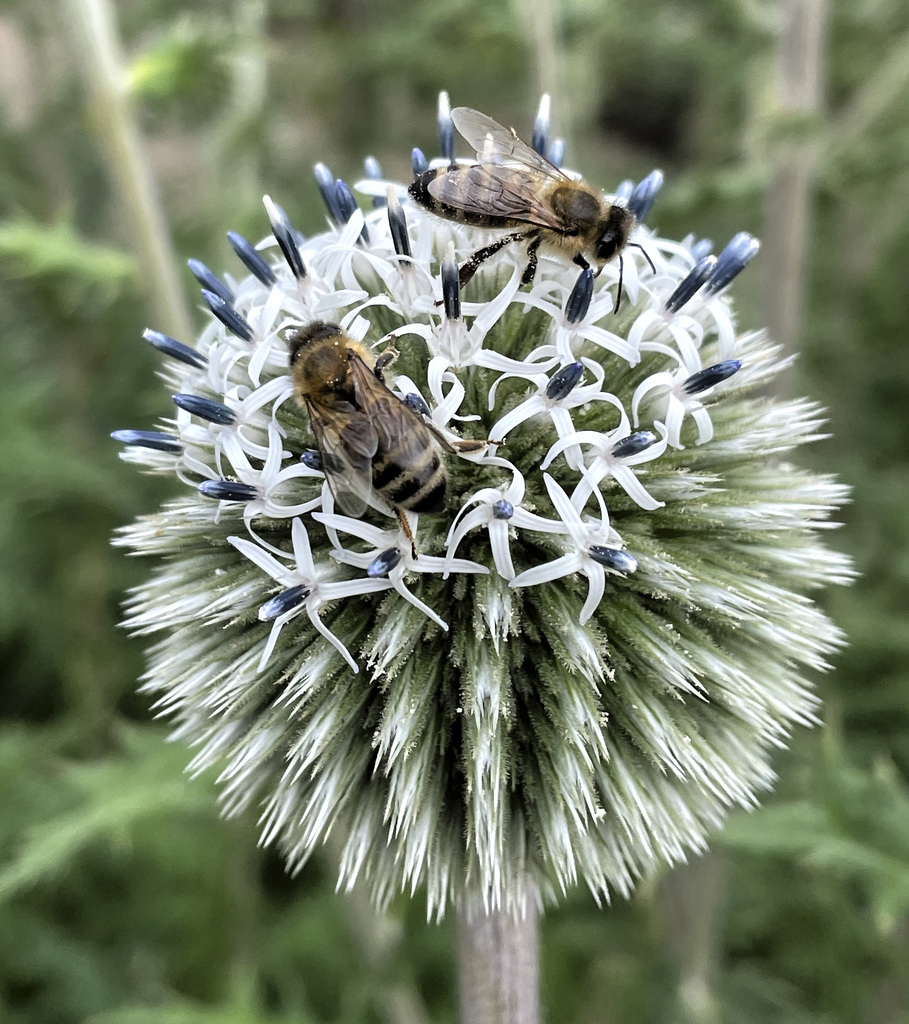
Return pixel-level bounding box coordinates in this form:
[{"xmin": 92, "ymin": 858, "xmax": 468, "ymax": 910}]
[
  {"xmin": 388, "ymin": 263, "xmax": 522, "ymax": 380},
  {"xmin": 313, "ymin": 511, "xmax": 488, "ymax": 630},
  {"xmin": 631, "ymin": 354, "xmax": 722, "ymax": 448},
  {"xmin": 509, "ymin": 475, "xmax": 637, "ymax": 624},
  {"xmin": 176, "ymin": 376, "xmax": 295, "ymax": 466},
  {"xmin": 444, "ymin": 462, "xmax": 569, "ymax": 581},
  {"xmin": 488, "ymin": 358, "xmax": 620, "ymax": 470},
  {"xmin": 541, "ymin": 399, "xmax": 669, "ymax": 511},
  {"xmin": 228, "ymin": 517, "xmax": 392, "ymax": 673},
  {"xmin": 515, "ymin": 276, "xmax": 641, "ymax": 364},
  {"xmin": 220, "ymin": 423, "xmax": 324, "ymax": 521}
]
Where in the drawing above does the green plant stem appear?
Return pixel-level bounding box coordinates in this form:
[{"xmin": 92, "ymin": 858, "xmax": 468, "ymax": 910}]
[
  {"xmin": 64, "ymin": 0, "xmax": 193, "ymax": 340},
  {"xmin": 457, "ymin": 898, "xmax": 541, "ymax": 1024},
  {"xmin": 656, "ymin": 853, "xmax": 726, "ymax": 1024},
  {"xmin": 761, "ymin": 0, "xmax": 829, "ymax": 357}
]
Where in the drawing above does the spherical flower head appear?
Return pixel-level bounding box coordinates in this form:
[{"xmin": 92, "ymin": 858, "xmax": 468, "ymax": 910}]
[{"xmin": 115, "ymin": 97, "xmax": 852, "ymax": 919}]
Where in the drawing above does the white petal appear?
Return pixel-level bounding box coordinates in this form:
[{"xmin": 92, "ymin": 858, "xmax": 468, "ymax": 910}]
[
  {"xmin": 631, "ymin": 371, "xmax": 674, "ymax": 426},
  {"xmin": 445, "ymin": 504, "xmax": 491, "ymax": 563},
  {"xmin": 691, "ymin": 405, "xmax": 715, "ymax": 445},
  {"xmin": 579, "ymin": 566, "xmax": 606, "ymax": 625},
  {"xmin": 291, "ymin": 517, "xmax": 317, "ymax": 576},
  {"xmin": 257, "ymin": 616, "xmax": 289, "ymax": 673},
  {"xmin": 489, "ymin": 521, "xmax": 515, "ymax": 580},
  {"xmin": 510, "ymin": 509, "xmax": 569, "ymax": 534},
  {"xmin": 307, "ymin": 602, "xmax": 360, "ymax": 672},
  {"xmin": 611, "ymin": 464, "xmax": 665, "ymax": 510},
  {"xmin": 664, "ymin": 398, "xmax": 686, "ymax": 448},
  {"xmin": 489, "ymin": 397, "xmax": 545, "ymax": 443},
  {"xmin": 509, "ymin": 553, "xmax": 581, "ymax": 589},
  {"xmin": 321, "ymin": 578, "xmax": 395, "ymax": 600},
  {"xmin": 228, "ymin": 535, "xmax": 292, "ymax": 583},
  {"xmin": 543, "ymin": 474, "xmax": 587, "ymax": 546},
  {"xmin": 392, "ymin": 578, "xmax": 448, "ymax": 630},
  {"xmin": 312, "ymin": 512, "xmax": 391, "ymax": 548}
]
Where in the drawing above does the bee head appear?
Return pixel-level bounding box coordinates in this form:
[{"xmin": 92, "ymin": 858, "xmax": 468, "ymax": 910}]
[
  {"xmin": 595, "ymin": 206, "xmax": 635, "ymax": 265},
  {"xmin": 286, "ymin": 321, "xmax": 344, "ymax": 366}
]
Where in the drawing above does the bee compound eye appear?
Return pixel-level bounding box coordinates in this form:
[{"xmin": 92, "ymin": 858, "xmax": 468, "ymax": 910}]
[{"xmin": 597, "ymin": 235, "xmax": 619, "ymax": 261}]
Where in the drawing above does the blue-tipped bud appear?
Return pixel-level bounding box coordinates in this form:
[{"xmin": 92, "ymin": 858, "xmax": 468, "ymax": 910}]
[
  {"xmin": 364, "ymin": 156, "xmax": 385, "ymax": 208},
  {"xmin": 412, "ymin": 148, "xmax": 429, "ymax": 177},
  {"xmin": 682, "ymin": 360, "xmax": 742, "ymax": 396},
  {"xmin": 532, "ymin": 94, "xmax": 551, "ymax": 156},
  {"xmin": 263, "ymin": 196, "xmax": 307, "ymax": 280},
  {"xmin": 201, "ymin": 290, "xmax": 254, "ymax": 343},
  {"xmin": 198, "ymin": 480, "xmax": 258, "ymax": 502},
  {"xmin": 663, "ymin": 255, "xmax": 717, "ymax": 314},
  {"xmin": 143, "ymin": 328, "xmax": 207, "ymax": 369},
  {"xmin": 438, "ymin": 91, "xmax": 454, "ymax": 164},
  {"xmin": 492, "ymin": 499, "xmax": 515, "ymax": 520},
  {"xmin": 387, "ymin": 196, "xmax": 412, "ymax": 259},
  {"xmin": 404, "ymin": 393, "xmax": 430, "ymax": 418},
  {"xmin": 227, "ymin": 231, "xmax": 277, "ymax": 286},
  {"xmin": 610, "ymin": 430, "xmax": 658, "ymax": 459},
  {"xmin": 172, "ymin": 393, "xmax": 237, "ymax": 425},
  {"xmin": 547, "ymin": 138, "xmax": 565, "ymax": 168},
  {"xmin": 705, "ymin": 232, "xmax": 760, "ymax": 294},
  {"xmin": 187, "ymin": 258, "xmax": 234, "ymax": 305},
  {"xmin": 314, "ymin": 162, "xmax": 344, "ymax": 224},
  {"xmin": 441, "ymin": 249, "xmax": 461, "ymax": 321},
  {"xmin": 335, "ymin": 179, "xmax": 370, "ymax": 244},
  {"xmin": 259, "ymin": 584, "xmax": 310, "ymax": 621},
  {"xmin": 546, "ymin": 361, "xmax": 584, "ymax": 400},
  {"xmin": 566, "ymin": 268, "xmax": 594, "ymax": 324},
  {"xmin": 300, "ymin": 450, "xmax": 324, "ymax": 471},
  {"xmin": 367, "ymin": 547, "xmax": 401, "ymax": 578},
  {"xmin": 627, "ymin": 170, "xmax": 664, "ymax": 223},
  {"xmin": 615, "ymin": 179, "xmax": 634, "ymax": 202},
  {"xmin": 588, "ymin": 546, "xmax": 638, "ymax": 574},
  {"xmin": 111, "ymin": 429, "xmax": 182, "ymax": 453},
  {"xmin": 690, "ymin": 238, "xmax": 713, "ymax": 262}
]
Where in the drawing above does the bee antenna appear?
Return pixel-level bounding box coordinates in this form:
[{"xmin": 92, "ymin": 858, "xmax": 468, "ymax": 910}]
[
  {"xmin": 614, "ymin": 255, "xmax": 624, "ymax": 314},
  {"xmin": 629, "ymin": 241, "xmax": 657, "ymax": 276}
]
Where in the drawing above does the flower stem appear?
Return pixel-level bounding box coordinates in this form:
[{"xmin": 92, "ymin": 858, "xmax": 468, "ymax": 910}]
[
  {"xmin": 761, "ymin": 0, "xmax": 829, "ymax": 356},
  {"xmin": 457, "ymin": 898, "xmax": 541, "ymax": 1024},
  {"xmin": 64, "ymin": 0, "xmax": 193, "ymax": 340}
]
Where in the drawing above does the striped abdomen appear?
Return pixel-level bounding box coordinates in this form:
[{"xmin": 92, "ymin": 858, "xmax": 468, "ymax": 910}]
[{"xmin": 372, "ymin": 421, "xmax": 447, "ymax": 514}]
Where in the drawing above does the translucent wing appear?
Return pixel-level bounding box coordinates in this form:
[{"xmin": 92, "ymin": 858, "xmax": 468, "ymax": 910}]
[
  {"xmin": 305, "ymin": 395, "xmax": 377, "ymax": 517},
  {"xmin": 426, "ymin": 164, "xmax": 568, "ymax": 230},
  {"xmin": 451, "ymin": 107, "xmax": 567, "ymax": 180},
  {"xmin": 348, "ymin": 352, "xmax": 429, "ymax": 453}
]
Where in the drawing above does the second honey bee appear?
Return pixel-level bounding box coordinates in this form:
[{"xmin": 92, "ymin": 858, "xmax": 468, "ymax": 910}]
[
  {"xmin": 288, "ymin": 321, "xmax": 483, "ymax": 555},
  {"xmin": 408, "ymin": 106, "xmax": 643, "ymax": 296}
]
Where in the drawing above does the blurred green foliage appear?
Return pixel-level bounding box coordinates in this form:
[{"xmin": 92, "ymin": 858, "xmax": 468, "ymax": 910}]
[{"xmin": 0, "ymin": 0, "xmax": 906, "ymax": 1021}]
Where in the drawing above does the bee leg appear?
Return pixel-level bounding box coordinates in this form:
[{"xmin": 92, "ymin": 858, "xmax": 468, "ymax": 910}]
[
  {"xmin": 572, "ymin": 254, "xmax": 591, "ymax": 271},
  {"xmin": 520, "ymin": 234, "xmax": 543, "ymax": 285},
  {"xmin": 431, "ymin": 429, "xmax": 504, "ymax": 455},
  {"xmin": 458, "ymin": 231, "xmax": 527, "ymax": 289},
  {"xmin": 374, "ymin": 347, "xmax": 398, "ymax": 375},
  {"xmin": 395, "ymin": 508, "xmax": 418, "ymax": 560},
  {"xmin": 614, "ymin": 254, "xmax": 625, "ymax": 314}
]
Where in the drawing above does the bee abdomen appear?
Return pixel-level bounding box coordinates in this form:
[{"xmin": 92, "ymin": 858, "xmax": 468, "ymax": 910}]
[
  {"xmin": 408, "ymin": 171, "xmax": 504, "ymax": 230},
  {"xmin": 373, "ymin": 446, "xmax": 447, "ymax": 513}
]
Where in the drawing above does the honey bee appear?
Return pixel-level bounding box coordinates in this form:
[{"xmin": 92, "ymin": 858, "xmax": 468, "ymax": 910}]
[
  {"xmin": 408, "ymin": 106, "xmax": 647, "ymax": 301},
  {"xmin": 288, "ymin": 321, "xmax": 483, "ymax": 555}
]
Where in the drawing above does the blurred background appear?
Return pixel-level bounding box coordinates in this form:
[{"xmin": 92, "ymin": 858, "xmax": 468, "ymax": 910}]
[{"xmin": 1, "ymin": 0, "xmax": 907, "ymax": 1021}]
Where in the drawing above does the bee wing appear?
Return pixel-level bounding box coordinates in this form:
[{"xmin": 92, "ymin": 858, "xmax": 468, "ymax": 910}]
[
  {"xmin": 348, "ymin": 353, "xmax": 427, "ymax": 451},
  {"xmin": 426, "ymin": 164, "xmax": 568, "ymax": 230},
  {"xmin": 305, "ymin": 395, "xmax": 378, "ymax": 517},
  {"xmin": 451, "ymin": 107, "xmax": 567, "ymax": 180}
]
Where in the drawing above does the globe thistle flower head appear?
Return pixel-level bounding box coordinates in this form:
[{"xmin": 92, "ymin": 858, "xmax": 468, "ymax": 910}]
[{"xmin": 115, "ymin": 94, "xmax": 852, "ymax": 919}]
